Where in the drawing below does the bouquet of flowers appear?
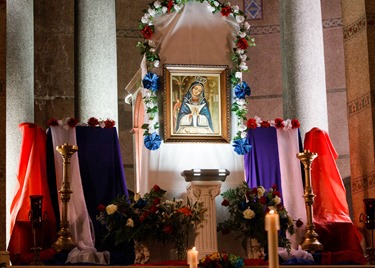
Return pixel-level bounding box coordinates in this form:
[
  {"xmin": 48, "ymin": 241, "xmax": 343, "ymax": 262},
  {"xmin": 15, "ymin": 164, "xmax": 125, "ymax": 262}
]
[
  {"xmin": 217, "ymin": 182, "xmax": 296, "ymax": 254},
  {"xmin": 150, "ymin": 198, "xmax": 207, "ymax": 260},
  {"xmin": 96, "ymin": 185, "xmax": 167, "ymax": 248},
  {"xmin": 199, "ymin": 252, "xmax": 244, "ymax": 268}
]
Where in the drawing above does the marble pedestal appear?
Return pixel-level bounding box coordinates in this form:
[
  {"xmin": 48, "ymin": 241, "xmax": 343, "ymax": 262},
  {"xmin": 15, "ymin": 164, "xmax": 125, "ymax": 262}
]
[{"xmin": 181, "ymin": 169, "xmax": 229, "ymax": 258}]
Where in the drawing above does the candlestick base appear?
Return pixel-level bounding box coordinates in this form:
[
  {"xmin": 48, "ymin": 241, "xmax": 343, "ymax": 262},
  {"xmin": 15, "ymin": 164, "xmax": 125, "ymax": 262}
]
[{"xmin": 301, "ymin": 230, "xmax": 324, "ymax": 252}]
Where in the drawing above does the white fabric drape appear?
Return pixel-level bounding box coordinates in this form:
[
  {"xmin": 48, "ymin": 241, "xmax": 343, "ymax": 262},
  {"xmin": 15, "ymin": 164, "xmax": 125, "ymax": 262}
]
[{"xmin": 276, "ymin": 128, "xmax": 307, "ymax": 249}]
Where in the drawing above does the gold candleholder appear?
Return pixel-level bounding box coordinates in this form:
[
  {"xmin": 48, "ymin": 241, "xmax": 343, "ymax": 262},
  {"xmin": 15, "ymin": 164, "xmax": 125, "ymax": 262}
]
[
  {"xmin": 52, "ymin": 143, "xmax": 78, "ymax": 252},
  {"xmin": 297, "ymin": 149, "xmax": 324, "ymax": 252}
]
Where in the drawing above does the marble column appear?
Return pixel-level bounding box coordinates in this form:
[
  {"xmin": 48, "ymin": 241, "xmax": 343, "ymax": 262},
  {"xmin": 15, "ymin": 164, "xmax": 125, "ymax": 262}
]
[
  {"xmin": 5, "ymin": 0, "xmax": 34, "ymax": 250},
  {"xmin": 75, "ymin": 0, "xmax": 118, "ymax": 124},
  {"xmin": 280, "ymin": 0, "xmax": 328, "ymax": 137}
]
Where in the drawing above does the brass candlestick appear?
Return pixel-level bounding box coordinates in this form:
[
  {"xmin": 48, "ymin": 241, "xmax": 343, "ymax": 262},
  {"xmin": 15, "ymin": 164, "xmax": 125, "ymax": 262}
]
[
  {"xmin": 29, "ymin": 195, "xmax": 44, "ymax": 265},
  {"xmin": 52, "ymin": 143, "xmax": 78, "ymax": 252},
  {"xmin": 297, "ymin": 149, "xmax": 324, "ymax": 252}
]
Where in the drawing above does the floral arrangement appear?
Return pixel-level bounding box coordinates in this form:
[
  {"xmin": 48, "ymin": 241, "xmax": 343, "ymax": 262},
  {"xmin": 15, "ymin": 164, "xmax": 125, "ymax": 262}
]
[
  {"xmin": 199, "ymin": 252, "xmax": 244, "ymax": 268},
  {"xmin": 150, "ymin": 198, "xmax": 207, "ymax": 260},
  {"xmin": 47, "ymin": 117, "xmax": 116, "ymax": 129},
  {"xmin": 96, "ymin": 185, "xmax": 166, "ymax": 248},
  {"xmin": 217, "ymin": 182, "xmax": 297, "ymax": 255},
  {"xmin": 137, "ymin": 0, "xmax": 255, "ymax": 153},
  {"xmin": 96, "ymin": 185, "xmax": 206, "ymax": 259}
]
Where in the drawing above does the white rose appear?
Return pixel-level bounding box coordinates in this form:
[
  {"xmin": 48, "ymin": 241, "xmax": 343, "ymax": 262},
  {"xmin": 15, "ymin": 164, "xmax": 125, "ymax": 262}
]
[
  {"xmin": 207, "ymin": 5, "xmax": 215, "ymax": 13},
  {"xmin": 148, "ymin": 39, "xmax": 156, "ymax": 47},
  {"xmin": 106, "ymin": 204, "xmax": 118, "ymax": 215},
  {"xmin": 273, "ymin": 196, "xmax": 281, "ymax": 205},
  {"xmin": 257, "ymin": 186, "xmax": 265, "ymax": 197},
  {"xmin": 214, "ymin": 1, "xmax": 220, "ymax": 7},
  {"xmin": 126, "ymin": 218, "xmax": 134, "ymax": 227},
  {"xmin": 134, "ymin": 193, "xmax": 141, "ymax": 202},
  {"xmin": 174, "ymin": 5, "xmax": 181, "ymax": 12},
  {"xmin": 148, "ymin": 8, "xmax": 156, "ymax": 17},
  {"xmin": 240, "ymin": 131, "xmax": 247, "ymax": 139},
  {"xmin": 236, "ymin": 98, "xmax": 246, "ymax": 106},
  {"xmin": 240, "ymin": 54, "xmax": 247, "ymax": 61},
  {"xmin": 238, "ymin": 124, "xmax": 247, "ymax": 132},
  {"xmin": 149, "ymin": 48, "xmax": 156, "ymax": 53},
  {"xmin": 161, "ymin": 6, "xmax": 168, "ymax": 13},
  {"xmin": 232, "ymin": 5, "xmax": 239, "ymax": 13},
  {"xmin": 239, "ymin": 62, "xmax": 248, "ymax": 71},
  {"xmin": 244, "ymin": 21, "xmax": 251, "ymax": 30},
  {"xmin": 236, "ymin": 48, "xmax": 244, "ymax": 55},
  {"xmin": 236, "ymin": 15, "xmax": 245, "ymax": 23},
  {"xmin": 243, "ymin": 208, "xmax": 255, "ymax": 219},
  {"xmin": 153, "ymin": 60, "xmax": 160, "ymax": 68},
  {"xmin": 153, "ymin": 0, "xmax": 161, "ymax": 8},
  {"xmin": 237, "ymin": 31, "xmax": 246, "ymax": 38},
  {"xmin": 146, "ymin": 101, "xmax": 155, "ymax": 109},
  {"xmin": 141, "ymin": 14, "xmax": 150, "ymax": 24},
  {"xmin": 235, "ymin": 71, "xmax": 242, "ymax": 79}
]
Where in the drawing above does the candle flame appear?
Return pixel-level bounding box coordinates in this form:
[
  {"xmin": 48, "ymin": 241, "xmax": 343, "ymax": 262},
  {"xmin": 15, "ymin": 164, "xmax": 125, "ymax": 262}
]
[
  {"xmin": 192, "ymin": 247, "xmax": 196, "ymax": 250},
  {"xmin": 269, "ymin": 209, "xmax": 275, "ymax": 214}
]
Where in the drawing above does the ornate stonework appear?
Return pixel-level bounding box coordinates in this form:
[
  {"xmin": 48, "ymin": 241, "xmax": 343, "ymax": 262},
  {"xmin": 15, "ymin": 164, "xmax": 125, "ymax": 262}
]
[{"xmin": 347, "ymin": 92, "xmax": 372, "ymax": 115}]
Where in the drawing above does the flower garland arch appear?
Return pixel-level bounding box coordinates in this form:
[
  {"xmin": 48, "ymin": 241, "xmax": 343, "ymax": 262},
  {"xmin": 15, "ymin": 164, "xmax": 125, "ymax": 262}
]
[{"xmin": 137, "ymin": 0, "xmax": 255, "ymax": 155}]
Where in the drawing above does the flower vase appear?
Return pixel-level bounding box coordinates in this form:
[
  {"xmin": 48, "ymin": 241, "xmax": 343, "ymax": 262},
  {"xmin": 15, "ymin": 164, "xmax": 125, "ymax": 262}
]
[
  {"xmin": 169, "ymin": 240, "xmax": 187, "ymax": 261},
  {"xmin": 246, "ymin": 238, "xmax": 264, "ymax": 259}
]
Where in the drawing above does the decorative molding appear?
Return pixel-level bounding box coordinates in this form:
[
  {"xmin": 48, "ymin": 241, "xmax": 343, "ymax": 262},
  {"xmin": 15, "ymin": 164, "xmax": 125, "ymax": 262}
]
[
  {"xmin": 244, "ymin": 0, "xmax": 263, "ymax": 20},
  {"xmin": 322, "ymin": 18, "xmax": 343, "ymax": 28},
  {"xmin": 343, "ymin": 14, "xmax": 366, "ymax": 41},
  {"xmin": 351, "ymin": 172, "xmax": 375, "ymax": 194},
  {"xmin": 347, "ymin": 92, "xmax": 371, "ymax": 115}
]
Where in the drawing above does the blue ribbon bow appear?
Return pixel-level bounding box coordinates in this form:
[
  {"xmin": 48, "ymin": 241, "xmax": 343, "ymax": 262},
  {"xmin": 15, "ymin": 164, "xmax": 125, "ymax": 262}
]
[
  {"xmin": 233, "ymin": 138, "xmax": 252, "ymax": 155},
  {"xmin": 142, "ymin": 72, "xmax": 160, "ymax": 92},
  {"xmin": 144, "ymin": 132, "xmax": 161, "ymax": 150},
  {"xmin": 234, "ymin": 81, "xmax": 251, "ymax": 99}
]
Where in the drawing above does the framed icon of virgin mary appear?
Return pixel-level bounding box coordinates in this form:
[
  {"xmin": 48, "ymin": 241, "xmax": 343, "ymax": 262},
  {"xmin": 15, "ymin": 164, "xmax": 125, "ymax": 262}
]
[{"xmin": 163, "ymin": 64, "xmax": 230, "ymax": 143}]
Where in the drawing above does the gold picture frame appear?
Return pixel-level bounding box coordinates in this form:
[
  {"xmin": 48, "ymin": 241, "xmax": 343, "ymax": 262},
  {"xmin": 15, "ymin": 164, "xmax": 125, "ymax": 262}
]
[{"xmin": 163, "ymin": 64, "xmax": 230, "ymax": 143}]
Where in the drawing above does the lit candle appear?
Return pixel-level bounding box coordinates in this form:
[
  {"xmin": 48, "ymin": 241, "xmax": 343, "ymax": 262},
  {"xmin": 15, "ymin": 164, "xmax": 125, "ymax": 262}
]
[
  {"xmin": 265, "ymin": 209, "xmax": 280, "ymax": 268},
  {"xmin": 187, "ymin": 247, "xmax": 198, "ymax": 268}
]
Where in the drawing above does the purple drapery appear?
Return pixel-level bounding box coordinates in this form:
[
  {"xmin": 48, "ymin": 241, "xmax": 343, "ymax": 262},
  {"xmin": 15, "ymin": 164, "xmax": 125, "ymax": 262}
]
[{"xmin": 244, "ymin": 127, "xmax": 283, "ymax": 193}]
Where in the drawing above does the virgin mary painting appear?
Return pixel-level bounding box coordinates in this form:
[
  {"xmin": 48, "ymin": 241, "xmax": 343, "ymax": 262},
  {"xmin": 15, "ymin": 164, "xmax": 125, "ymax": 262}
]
[{"xmin": 175, "ymin": 76, "xmax": 214, "ymax": 134}]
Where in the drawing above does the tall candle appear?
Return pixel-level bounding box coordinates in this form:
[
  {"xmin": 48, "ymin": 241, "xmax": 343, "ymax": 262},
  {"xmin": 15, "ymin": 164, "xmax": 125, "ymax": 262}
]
[
  {"xmin": 187, "ymin": 247, "xmax": 198, "ymax": 268},
  {"xmin": 265, "ymin": 209, "xmax": 280, "ymax": 268}
]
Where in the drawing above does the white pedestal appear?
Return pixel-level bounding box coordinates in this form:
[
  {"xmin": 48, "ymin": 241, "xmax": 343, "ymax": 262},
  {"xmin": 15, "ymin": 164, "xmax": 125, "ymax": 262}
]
[{"xmin": 182, "ymin": 169, "xmax": 229, "ymax": 259}]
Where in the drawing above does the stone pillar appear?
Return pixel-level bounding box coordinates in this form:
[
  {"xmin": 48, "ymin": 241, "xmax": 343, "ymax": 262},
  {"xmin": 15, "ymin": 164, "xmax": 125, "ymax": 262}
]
[
  {"xmin": 187, "ymin": 181, "xmax": 222, "ymax": 258},
  {"xmin": 341, "ymin": 0, "xmax": 375, "ymax": 252},
  {"xmin": 75, "ymin": 0, "xmax": 118, "ymax": 124},
  {"xmin": 280, "ymin": 0, "xmax": 328, "ymax": 137},
  {"xmin": 5, "ymin": 0, "xmax": 34, "ymax": 249}
]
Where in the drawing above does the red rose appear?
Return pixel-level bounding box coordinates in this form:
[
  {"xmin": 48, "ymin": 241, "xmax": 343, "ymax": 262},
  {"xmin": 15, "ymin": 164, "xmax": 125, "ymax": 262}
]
[
  {"xmin": 87, "ymin": 117, "xmax": 99, "ymax": 127},
  {"xmin": 221, "ymin": 6, "xmax": 231, "ymax": 17},
  {"xmin": 104, "ymin": 119, "xmax": 115, "ymax": 128},
  {"xmin": 246, "ymin": 118, "xmax": 257, "ymax": 129},
  {"xmin": 274, "ymin": 118, "xmax": 284, "ymax": 128},
  {"xmin": 153, "ymin": 197, "xmax": 160, "ymax": 205},
  {"xmin": 236, "ymin": 38, "xmax": 248, "ymax": 49},
  {"xmin": 47, "ymin": 118, "xmax": 59, "ymax": 126},
  {"xmin": 97, "ymin": 204, "xmax": 106, "ymax": 212},
  {"xmin": 251, "ymin": 188, "xmax": 257, "ymax": 195},
  {"xmin": 296, "ymin": 218, "xmax": 304, "ymax": 228},
  {"xmin": 153, "ymin": 184, "xmax": 161, "ymax": 192},
  {"xmin": 260, "ymin": 120, "xmax": 270, "ymax": 128},
  {"xmin": 166, "ymin": 0, "xmax": 174, "ymax": 13},
  {"xmin": 149, "ymin": 205, "xmax": 157, "ymax": 213},
  {"xmin": 222, "ymin": 253, "xmax": 229, "ymax": 261},
  {"xmin": 221, "ymin": 199, "xmax": 230, "ymax": 206},
  {"xmin": 67, "ymin": 117, "xmax": 79, "ymax": 128},
  {"xmin": 141, "ymin": 25, "xmax": 154, "ymax": 39},
  {"xmin": 272, "ymin": 184, "xmax": 278, "ymax": 190},
  {"xmin": 163, "ymin": 225, "xmax": 173, "ymax": 234},
  {"xmin": 259, "ymin": 196, "xmax": 267, "ymax": 204},
  {"xmin": 277, "ymin": 203, "xmax": 283, "ymax": 210},
  {"xmin": 273, "ymin": 191, "xmax": 280, "ymax": 197},
  {"xmin": 291, "ymin": 118, "xmax": 300, "ymax": 128}
]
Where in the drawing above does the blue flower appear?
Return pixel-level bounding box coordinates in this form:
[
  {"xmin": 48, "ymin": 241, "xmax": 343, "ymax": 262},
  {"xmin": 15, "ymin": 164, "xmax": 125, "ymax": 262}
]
[
  {"xmin": 142, "ymin": 72, "xmax": 160, "ymax": 92},
  {"xmin": 144, "ymin": 132, "xmax": 161, "ymax": 150},
  {"xmin": 233, "ymin": 138, "xmax": 252, "ymax": 155},
  {"xmin": 234, "ymin": 81, "xmax": 251, "ymax": 99}
]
